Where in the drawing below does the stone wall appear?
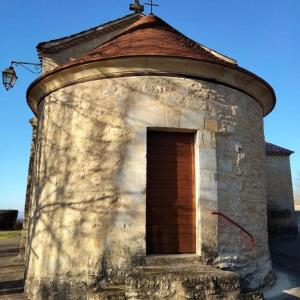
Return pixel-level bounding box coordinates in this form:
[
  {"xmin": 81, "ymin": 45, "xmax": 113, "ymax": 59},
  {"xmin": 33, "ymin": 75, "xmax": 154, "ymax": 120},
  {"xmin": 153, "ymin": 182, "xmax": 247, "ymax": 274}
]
[
  {"xmin": 25, "ymin": 76, "xmax": 272, "ymax": 297},
  {"xmin": 265, "ymin": 155, "xmax": 298, "ymax": 235},
  {"xmin": 215, "ymin": 102, "xmax": 273, "ymax": 290},
  {"xmin": 20, "ymin": 118, "xmax": 37, "ymax": 258}
]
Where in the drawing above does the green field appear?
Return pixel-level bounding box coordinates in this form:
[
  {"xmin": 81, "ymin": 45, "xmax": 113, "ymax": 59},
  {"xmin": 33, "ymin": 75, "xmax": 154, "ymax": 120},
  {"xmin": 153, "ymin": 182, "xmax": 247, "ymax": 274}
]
[{"xmin": 0, "ymin": 230, "xmax": 22, "ymax": 240}]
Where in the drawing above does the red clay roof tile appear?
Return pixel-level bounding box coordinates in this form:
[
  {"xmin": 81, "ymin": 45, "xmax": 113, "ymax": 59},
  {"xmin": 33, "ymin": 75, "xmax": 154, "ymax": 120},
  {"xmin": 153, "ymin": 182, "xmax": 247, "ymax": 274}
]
[
  {"xmin": 266, "ymin": 142, "xmax": 294, "ymax": 156},
  {"xmin": 69, "ymin": 14, "xmax": 234, "ymax": 65}
]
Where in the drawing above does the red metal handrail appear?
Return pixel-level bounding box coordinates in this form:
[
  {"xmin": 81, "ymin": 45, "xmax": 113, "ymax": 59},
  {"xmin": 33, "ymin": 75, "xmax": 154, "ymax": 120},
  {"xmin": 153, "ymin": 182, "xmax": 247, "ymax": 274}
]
[{"xmin": 211, "ymin": 211, "xmax": 255, "ymax": 250}]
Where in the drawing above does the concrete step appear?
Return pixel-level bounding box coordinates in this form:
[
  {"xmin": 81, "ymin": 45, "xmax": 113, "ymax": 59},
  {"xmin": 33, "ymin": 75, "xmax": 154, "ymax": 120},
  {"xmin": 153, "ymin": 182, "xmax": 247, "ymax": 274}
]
[{"xmin": 126, "ymin": 263, "xmax": 241, "ymax": 299}]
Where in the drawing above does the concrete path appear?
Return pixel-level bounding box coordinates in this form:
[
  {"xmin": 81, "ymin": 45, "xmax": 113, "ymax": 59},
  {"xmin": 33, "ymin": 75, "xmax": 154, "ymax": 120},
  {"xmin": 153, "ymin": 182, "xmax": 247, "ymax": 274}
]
[
  {"xmin": 264, "ymin": 212, "xmax": 300, "ymax": 300},
  {"xmin": 0, "ymin": 236, "xmax": 26, "ymax": 299}
]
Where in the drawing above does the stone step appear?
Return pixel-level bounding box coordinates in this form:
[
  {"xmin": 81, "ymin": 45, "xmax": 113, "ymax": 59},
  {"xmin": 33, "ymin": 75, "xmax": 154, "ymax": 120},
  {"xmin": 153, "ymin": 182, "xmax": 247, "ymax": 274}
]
[
  {"xmin": 146, "ymin": 254, "xmax": 203, "ymax": 266},
  {"xmin": 239, "ymin": 292, "xmax": 264, "ymax": 300},
  {"xmin": 0, "ymin": 287, "xmax": 25, "ymax": 297},
  {"xmin": 87, "ymin": 285, "xmax": 125, "ymax": 300},
  {"xmin": 126, "ymin": 264, "xmax": 241, "ymax": 299}
]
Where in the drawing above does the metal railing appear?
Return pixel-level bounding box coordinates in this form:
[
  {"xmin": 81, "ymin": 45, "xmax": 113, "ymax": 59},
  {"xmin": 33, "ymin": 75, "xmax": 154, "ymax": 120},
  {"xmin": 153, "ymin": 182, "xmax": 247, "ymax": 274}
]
[{"xmin": 211, "ymin": 211, "xmax": 255, "ymax": 251}]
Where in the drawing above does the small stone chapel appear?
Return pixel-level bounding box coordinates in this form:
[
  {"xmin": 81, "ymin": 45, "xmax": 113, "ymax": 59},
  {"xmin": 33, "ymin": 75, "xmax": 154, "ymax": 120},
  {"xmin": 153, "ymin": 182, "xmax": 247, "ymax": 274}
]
[{"xmin": 22, "ymin": 3, "xmax": 297, "ymax": 299}]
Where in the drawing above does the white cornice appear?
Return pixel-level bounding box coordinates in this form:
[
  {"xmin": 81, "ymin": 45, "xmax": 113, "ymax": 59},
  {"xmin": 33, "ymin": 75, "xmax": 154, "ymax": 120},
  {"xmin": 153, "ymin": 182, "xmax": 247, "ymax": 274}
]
[{"xmin": 27, "ymin": 56, "xmax": 275, "ymax": 117}]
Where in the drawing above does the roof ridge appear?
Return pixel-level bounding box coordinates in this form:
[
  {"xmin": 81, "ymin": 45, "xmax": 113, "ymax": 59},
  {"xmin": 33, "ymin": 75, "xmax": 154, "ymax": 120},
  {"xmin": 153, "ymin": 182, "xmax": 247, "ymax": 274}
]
[
  {"xmin": 83, "ymin": 14, "xmax": 232, "ymax": 65},
  {"xmin": 87, "ymin": 14, "xmax": 178, "ymax": 54}
]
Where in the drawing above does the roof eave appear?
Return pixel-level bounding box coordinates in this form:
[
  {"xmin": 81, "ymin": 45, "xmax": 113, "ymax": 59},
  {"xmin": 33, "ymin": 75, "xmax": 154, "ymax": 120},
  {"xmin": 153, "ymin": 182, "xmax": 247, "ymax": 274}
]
[
  {"xmin": 26, "ymin": 55, "xmax": 276, "ymax": 117},
  {"xmin": 265, "ymin": 142, "xmax": 294, "ymax": 156},
  {"xmin": 37, "ymin": 13, "xmax": 144, "ymax": 54}
]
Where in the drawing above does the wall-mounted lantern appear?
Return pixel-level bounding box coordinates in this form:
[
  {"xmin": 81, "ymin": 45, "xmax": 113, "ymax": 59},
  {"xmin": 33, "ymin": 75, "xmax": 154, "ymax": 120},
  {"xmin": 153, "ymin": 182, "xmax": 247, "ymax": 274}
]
[
  {"xmin": 2, "ymin": 61, "xmax": 41, "ymax": 91},
  {"xmin": 2, "ymin": 66, "xmax": 18, "ymax": 91}
]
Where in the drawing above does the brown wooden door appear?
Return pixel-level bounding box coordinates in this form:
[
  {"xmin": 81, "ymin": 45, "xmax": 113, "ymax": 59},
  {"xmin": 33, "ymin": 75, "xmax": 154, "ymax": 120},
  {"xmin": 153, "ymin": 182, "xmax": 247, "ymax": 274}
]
[{"xmin": 146, "ymin": 131, "xmax": 195, "ymax": 254}]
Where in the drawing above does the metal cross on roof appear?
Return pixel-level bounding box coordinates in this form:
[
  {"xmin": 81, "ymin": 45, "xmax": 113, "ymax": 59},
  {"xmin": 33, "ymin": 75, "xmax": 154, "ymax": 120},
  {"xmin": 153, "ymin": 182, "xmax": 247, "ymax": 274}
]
[
  {"xmin": 129, "ymin": 0, "xmax": 144, "ymax": 13},
  {"xmin": 145, "ymin": 0, "xmax": 159, "ymax": 15}
]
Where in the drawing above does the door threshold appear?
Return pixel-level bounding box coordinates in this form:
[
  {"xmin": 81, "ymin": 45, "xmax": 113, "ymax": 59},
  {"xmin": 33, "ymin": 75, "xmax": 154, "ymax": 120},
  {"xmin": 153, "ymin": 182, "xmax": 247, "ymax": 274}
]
[
  {"xmin": 146, "ymin": 254, "xmax": 198, "ymax": 258},
  {"xmin": 145, "ymin": 254, "xmax": 202, "ymax": 266}
]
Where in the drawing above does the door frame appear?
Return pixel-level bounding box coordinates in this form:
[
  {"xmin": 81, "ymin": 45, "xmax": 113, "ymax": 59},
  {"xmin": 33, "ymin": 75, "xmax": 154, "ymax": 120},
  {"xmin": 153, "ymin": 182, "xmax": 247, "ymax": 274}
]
[{"xmin": 145, "ymin": 128, "xmax": 198, "ymax": 255}]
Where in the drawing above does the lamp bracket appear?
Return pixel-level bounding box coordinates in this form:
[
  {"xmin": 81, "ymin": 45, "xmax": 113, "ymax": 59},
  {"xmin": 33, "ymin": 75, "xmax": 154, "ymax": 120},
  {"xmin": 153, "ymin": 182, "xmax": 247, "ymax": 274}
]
[{"xmin": 11, "ymin": 61, "xmax": 42, "ymax": 74}]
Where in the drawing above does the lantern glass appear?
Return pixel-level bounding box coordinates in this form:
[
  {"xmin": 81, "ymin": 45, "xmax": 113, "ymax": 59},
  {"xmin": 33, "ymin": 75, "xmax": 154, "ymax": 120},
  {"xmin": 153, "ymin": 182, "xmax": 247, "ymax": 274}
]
[{"xmin": 2, "ymin": 66, "xmax": 17, "ymax": 90}]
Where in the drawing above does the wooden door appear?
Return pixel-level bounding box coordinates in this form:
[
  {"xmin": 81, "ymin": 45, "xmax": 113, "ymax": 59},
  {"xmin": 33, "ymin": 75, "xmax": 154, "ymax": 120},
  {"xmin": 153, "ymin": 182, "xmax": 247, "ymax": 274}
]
[{"xmin": 146, "ymin": 131, "xmax": 195, "ymax": 254}]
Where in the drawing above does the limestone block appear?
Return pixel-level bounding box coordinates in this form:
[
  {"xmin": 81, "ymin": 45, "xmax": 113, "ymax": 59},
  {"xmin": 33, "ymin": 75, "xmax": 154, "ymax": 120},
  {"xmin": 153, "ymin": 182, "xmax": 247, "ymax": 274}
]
[
  {"xmin": 126, "ymin": 100, "xmax": 165, "ymax": 127},
  {"xmin": 205, "ymin": 119, "xmax": 219, "ymax": 132},
  {"xmin": 165, "ymin": 107, "xmax": 181, "ymax": 127},
  {"xmin": 218, "ymin": 177, "xmax": 243, "ymax": 192},
  {"xmin": 114, "ymin": 210, "xmax": 145, "ymax": 230},
  {"xmin": 116, "ymin": 163, "xmax": 146, "ymax": 193},
  {"xmin": 199, "ymin": 148, "xmax": 217, "ymax": 170},
  {"xmin": 180, "ymin": 109, "xmax": 205, "ymax": 129},
  {"xmin": 199, "ymin": 188, "xmax": 218, "ymax": 210},
  {"xmin": 123, "ymin": 143, "xmax": 146, "ymax": 165},
  {"xmin": 102, "ymin": 127, "xmax": 132, "ymax": 142},
  {"xmin": 198, "ymin": 131, "xmax": 216, "ymax": 149},
  {"xmin": 200, "ymin": 169, "xmax": 218, "ymax": 190},
  {"xmin": 219, "ymin": 159, "xmax": 233, "ymax": 173}
]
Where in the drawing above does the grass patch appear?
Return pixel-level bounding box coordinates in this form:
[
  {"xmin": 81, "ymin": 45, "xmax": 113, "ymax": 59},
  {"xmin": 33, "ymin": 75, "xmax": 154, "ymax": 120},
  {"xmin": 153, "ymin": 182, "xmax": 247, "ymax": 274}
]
[{"xmin": 0, "ymin": 230, "xmax": 22, "ymax": 240}]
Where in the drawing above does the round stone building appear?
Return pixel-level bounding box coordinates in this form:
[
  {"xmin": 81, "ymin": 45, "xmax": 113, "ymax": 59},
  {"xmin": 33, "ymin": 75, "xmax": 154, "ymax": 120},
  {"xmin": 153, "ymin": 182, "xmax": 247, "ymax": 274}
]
[{"xmin": 25, "ymin": 13, "xmax": 276, "ymax": 299}]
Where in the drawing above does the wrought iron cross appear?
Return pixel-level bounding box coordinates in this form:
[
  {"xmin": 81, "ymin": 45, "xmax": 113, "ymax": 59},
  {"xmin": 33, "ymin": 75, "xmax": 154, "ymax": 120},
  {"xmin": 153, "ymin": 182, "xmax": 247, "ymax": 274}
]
[
  {"xmin": 145, "ymin": 0, "xmax": 159, "ymax": 15},
  {"xmin": 129, "ymin": 0, "xmax": 144, "ymax": 13}
]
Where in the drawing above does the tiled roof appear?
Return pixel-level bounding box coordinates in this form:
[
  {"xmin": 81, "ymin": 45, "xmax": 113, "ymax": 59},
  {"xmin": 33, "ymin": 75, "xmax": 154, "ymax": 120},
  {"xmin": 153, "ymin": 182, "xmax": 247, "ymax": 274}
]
[
  {"xmin": 266, "ymin": 142, "xmax": 294, "ymax": 156},
  {"xmin": 37, "ymin": 13, "xmax": 144, "ymax": 54},
  {"xmin": 61, "ymin": 14, "xmax": 236, "ymax": 68}
]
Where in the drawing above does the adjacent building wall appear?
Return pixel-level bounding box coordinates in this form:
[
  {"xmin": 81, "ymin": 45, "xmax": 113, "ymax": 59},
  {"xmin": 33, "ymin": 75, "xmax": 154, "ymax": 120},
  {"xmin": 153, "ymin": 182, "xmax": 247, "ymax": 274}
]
[{"xmin": 265, "ymin": 155, "xmax": 298, "ymax": 235}]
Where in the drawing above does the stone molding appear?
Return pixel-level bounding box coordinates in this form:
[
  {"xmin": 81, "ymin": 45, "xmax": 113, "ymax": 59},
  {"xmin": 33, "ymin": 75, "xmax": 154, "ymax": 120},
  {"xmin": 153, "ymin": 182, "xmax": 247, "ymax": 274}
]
[{"xmin": 27, "ymin": 56, "xmax": 276, "ymax": 116}]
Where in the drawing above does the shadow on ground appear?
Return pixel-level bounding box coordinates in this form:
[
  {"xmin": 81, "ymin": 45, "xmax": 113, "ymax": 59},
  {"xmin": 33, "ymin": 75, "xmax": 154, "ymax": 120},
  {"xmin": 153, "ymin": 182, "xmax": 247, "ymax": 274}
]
[
  {"xmin": 2, "ymin": 214, "xmax": 300, "ymax": 300},
  {"xmin": 0, "ymin": 236, "xmax": 26, "ymax": 299},
  {"xmin": 263, "ymin": 211, "xmax": 300, "ymax": 300}
]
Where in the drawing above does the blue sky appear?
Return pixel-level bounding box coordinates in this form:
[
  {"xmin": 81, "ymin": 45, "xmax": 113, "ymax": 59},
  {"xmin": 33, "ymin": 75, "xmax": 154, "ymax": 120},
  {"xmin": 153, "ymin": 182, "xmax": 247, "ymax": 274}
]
[{"xmin": 1, "ymin": 0, "xmax": 299, "ymax": 211}]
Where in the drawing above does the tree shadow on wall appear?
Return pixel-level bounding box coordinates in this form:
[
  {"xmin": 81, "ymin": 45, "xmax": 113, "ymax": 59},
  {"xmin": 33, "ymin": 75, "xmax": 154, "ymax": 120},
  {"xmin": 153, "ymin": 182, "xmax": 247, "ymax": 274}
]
[
  {"xmin": 25, "ymin": 82, "xmax": 148, "ymax": 296},
  {"xmin": 25, "ymin": 76, "xmax": 208, "ymax": 296}
]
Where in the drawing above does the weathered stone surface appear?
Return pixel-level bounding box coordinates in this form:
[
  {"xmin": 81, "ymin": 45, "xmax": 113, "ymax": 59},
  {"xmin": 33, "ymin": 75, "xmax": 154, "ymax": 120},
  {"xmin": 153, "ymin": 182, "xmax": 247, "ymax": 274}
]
[
  {"xmin": 88, "ymin": 285, "xmax": 125, "ymax": 300},
  {"xmin": 20, "ymin": 118, "xmax": 37, "ymax": 259},
  {"xmin": 145, "ymin": 255, "xmax": 202, "ymax": 266},
  {"xmin": 126, "ymin": 264, "xmax": 240, "ymax": 299},
  {"xmin": 239, "ymin": 292, "xmax": 264, "ymax": 300},
  {"xmin": 25, "ymin": 76, "xmax": 272, "ymax": 297},
  {"xmin": 265, "ymin": 156, "xmax": 298, "ymax": 236},
  {"xmin": 205, "ymin": 119, "xmax": 219, "ymax": 132}
]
